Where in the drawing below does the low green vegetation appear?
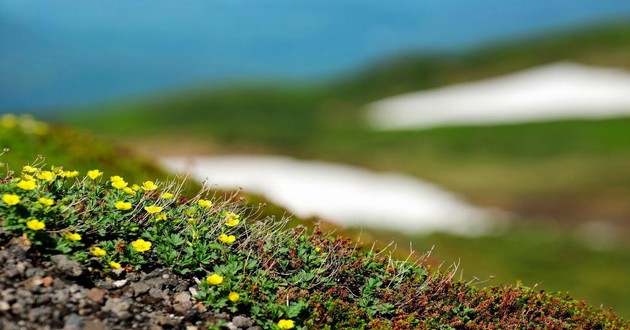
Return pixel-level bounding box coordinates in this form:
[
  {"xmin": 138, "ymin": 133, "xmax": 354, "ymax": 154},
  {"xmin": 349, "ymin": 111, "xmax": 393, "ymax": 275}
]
[
  {"xmin": 344, "ymin": 223, "xmax": 630, "ymax": 318},
  {"xmin": 1, "ymin": 157, "xmax": 627, "ymax": 328}
]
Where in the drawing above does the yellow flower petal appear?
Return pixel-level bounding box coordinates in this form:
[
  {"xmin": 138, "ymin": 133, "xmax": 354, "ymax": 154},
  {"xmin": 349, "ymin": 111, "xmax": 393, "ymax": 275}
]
[
  {"xmin": 131, "ymin": 239, "xmax": 152, "ymax": 252},
  {"xmin": 206, "ymin": 274, "xmax": 223, "ymax": 285},
  {"xmin": 87, "ymin": 169, "xmax": 103, "ymax": 180},
  {"xmin": 26, "ymin": 219, "xmax": 45, "ymax": 231},
  {"xmin": 277, "ymin": 319, "xmax": 295, "ymax": 329},
  {"xmin": 228, "ymin": 292, "xmax": 240, "ymax": 302},
  {"xmin": 109, "ymin": 261, "xmax": 122, "ymax": 269},
  {"xmin": 89, "ymin": 246, "xmax": 106, "ymax": 257},
  {"xmin": 141, "ymin": 181, "xmax": 158, "ymax": 191},
  {"xmin": 17, "ymin": 179, "xmax": 37, "ymax": 190},
  {"xmin": 115, "ymin": 201, "xmax": 132, "ymax": 210},
  {"xmin": 198, "ymin": 199, "xmax": 213, "ymax": 208},
  {"xmin": 38, "ymin": 197, "xmax": 54, "ymax": 206},
  {"xmin": 219, "ymin": 233, "xmax": 236, "ymax": 244},
  {"xmin": 65, "ymin": 232, "xmax": 82, "ymax": 241},
  {"xmin": 144, "ymin": 205, "xmax": 163, "ymax": 214},
  {"xmin": 2, "ymin": 193, "xmax": 20, "ymax": 206}
]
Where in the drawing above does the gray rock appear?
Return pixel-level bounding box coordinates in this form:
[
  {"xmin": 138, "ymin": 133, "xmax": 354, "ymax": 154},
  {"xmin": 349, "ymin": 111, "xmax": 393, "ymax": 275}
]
[
  {"xmin": 51, "ymin": 255, "xmax": 83, "ymax": 277},
  {"xmin": 52, "ymin": 289, "xmax": 69, "ymax": 304},
  {"xmin": 63, "ymin": 313, "xmax": 83, "ymax": 330},
  {"xmin": 0, "ymin": 300, "xmax": 10, "ymax": 311},
  {"xmin": 94, "ymin": 280, "xmax": 116, "ymax": 290},
  {"xmin": 131, "ymin": 282, "xmax": 151, "ymax": 296},
  {"xmin": 103, "ymin": 297, "xmax": 132, "ymax": 320},
  {"xmin": 246, "ymin": 327, "xmax": 263, "ymax": 330},
  {"xmin": 148, "ymin": 288, "xmax": 164, "ymax": 300},
  {"xmin": 232, "ymin": 316, "xmax": 254, "ymax": 328}
]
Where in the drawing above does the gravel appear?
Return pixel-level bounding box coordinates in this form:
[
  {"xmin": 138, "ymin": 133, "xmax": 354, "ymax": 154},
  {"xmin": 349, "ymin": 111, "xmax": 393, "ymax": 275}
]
[{"xmin": 0, "ymin": 229, "xmax": 257, "ymax": 329}]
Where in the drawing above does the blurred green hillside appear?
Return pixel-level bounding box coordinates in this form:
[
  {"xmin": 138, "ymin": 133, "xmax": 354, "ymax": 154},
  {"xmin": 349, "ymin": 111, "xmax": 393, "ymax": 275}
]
[{"xmin": 57, "ymin": 22, "xmax": 630, "ymax": 226}]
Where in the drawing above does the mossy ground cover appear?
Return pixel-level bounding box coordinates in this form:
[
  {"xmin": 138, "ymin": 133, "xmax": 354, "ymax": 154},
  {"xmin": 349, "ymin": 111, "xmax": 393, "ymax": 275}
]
[{"xmin": 0, "ymin": 151, "xmax": 627, "ymax": 328}]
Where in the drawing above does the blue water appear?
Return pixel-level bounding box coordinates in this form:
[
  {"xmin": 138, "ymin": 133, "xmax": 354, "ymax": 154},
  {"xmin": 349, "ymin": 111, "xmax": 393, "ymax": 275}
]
[{"xmin": 1, "ymin": 0, "xmax": 630, "ymax": 111}]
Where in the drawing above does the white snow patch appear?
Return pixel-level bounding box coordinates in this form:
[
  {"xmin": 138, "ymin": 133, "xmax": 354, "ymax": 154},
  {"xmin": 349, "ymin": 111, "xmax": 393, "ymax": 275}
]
[
  {"xmin": 160, "ymin": 155, "xmax": 494, "ymax": 235},
  {"xmin": 366, "ymin": 62, "xmax": 630, "ymax": 130}
]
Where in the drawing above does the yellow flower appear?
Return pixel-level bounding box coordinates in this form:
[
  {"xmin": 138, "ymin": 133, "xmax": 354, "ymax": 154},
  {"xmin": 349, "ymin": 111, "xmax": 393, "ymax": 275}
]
[
  {"xmin": 26, "ymin": 219, "xmax": 45, "ymax": 231},
  {"xmin": 225, "ymin": 212, "xmax": 240, "ymax": 227},
  {"xmin": 141, "ymin": 181, "xmax": 158, "ymax": 191},
  {"xmin": 198, "ymin": 199, "xmax": 213, "ymax": 208},
  {"xmin": 160, "ymin": 192, "xmax": 174, "ymax": 199},
  {"xmin": 61, "ymin": 170, "xmax": 79, "ymax": 178},
  {"xmin": 123, "ymin": 187, "xmax": 135, "ymax": 195},
  {"xmin": 277, "ymin": 320, "xmax": 295, "ymax": 330},
  {"xmin": 111, "ymin": 179, "xmax": 128, "ymax": 190},
  {"xmin": 109, "ymin": 261, "xmax": 122, "ymax": 269},
  {"xmin": 65, "ymin": 232, "xmax": 82, "ymax": 241},
  {"xmin": 2, "ymin": 193, "xmax": 20, "ymax": 206},
  {"xmin": 187, "ymin": 218, "xmax": 197, "ymax": 225},
  {"xmin": 87, "ymin": 169, "xmax": 103, "ymax": 180},
  {"xmin": 17, "ymin": 179, "xmax": 37, "ymax": 190},
  {"xmin": 206, "ymin": 274, "xmax": 223, "ymax": 285},
  {"xmin": 89, "ymin": 246, "xmax": 106, "ymax": 257},
  {"xmin": 315, "ymin": 247, "xmax": 321, "ymax": 252},
  {"xmin": 155, "ymin": 213, "xmax": 167, "ymax": 221},
  {"xmin": 115, "ymin": 201, "xmax": 132, "ymax": 211},
  {"xmin": 219, "ymin": 233, "xmax": 236, "ymax": 244},
  {"xmin": 144, "ymin": 205, "xmax": 163, "ymax": 214},
  {"xmin": 228, "ymin": 292, "xmax": 240, "ymax": 302},
  {"xmin": 38, "ymin": 197, "xmax": 55, "ymax": 206},
  {"xmin": 22, "ymin": 165, "xmax": 37, "ymax": 173},
  {"xmin": 131, "ymin": 239, "xmax": 152, "ymax": 252},
  {"xmin": 36, "ymin": 171, "xmax": 55, "ymax": 182},
  {"xmin": 131, "ymin": 184, "xmax": 141, "ymax": 191},
  {"xmin": 22, "ymin": 174, "xmax": 35, "ymax": 181},
  {"xmin": 110, "ymin": 175, "xmax": 124, "ymax": 182}
]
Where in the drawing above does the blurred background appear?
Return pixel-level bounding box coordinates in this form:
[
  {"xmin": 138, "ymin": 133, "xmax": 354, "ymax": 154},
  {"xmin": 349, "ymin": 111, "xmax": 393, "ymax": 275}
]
[{"xmin": 3, "ymin": 0, "xmax": 630, "ymax": 317}]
